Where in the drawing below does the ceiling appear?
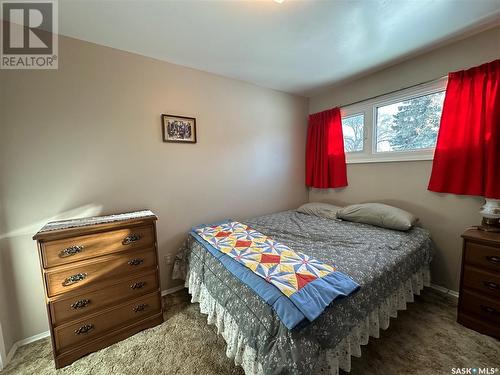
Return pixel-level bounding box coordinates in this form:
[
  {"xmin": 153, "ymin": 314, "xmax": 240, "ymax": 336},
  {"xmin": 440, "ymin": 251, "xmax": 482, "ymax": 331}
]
[{"xmin": 59, "ymin": 0, "xmax": 500, "ymax": 97}]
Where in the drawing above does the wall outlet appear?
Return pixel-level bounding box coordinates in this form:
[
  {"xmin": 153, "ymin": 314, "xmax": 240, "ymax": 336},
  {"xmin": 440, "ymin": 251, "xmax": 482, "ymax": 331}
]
[{"xmin": 164, "ymin": 255, "xmax": 174, "ymax": 265}]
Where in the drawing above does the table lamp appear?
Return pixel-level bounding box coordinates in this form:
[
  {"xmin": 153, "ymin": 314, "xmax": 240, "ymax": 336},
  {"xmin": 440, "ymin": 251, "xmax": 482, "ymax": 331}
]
[{"xmin": 479, "ymin": 198, "xmax": 500, "ymax": 232}]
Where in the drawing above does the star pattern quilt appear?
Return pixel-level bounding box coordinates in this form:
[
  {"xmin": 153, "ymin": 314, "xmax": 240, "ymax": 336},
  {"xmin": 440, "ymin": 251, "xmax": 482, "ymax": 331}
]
[
  {"xmin": 195, "ymin": 221, "xmax": 337, "ymax": 296},
  {"xmin": 192, "ymin": 220, "xmax": 360, "ymax": 328}
]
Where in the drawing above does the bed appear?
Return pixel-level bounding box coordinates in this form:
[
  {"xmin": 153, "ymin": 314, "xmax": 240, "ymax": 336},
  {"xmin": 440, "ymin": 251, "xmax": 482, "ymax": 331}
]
[{"xmin": 174, "ymin": 210, "xmax": 433, "ymax": 375}]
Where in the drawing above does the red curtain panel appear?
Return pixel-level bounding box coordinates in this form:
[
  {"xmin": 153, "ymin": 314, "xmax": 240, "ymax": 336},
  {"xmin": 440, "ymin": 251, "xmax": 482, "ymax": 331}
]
[
  {"xmin": 305, "ymin": 107, "xmax": 348, "ymax": 188},
  {"xmin": 428, "ymin": 59, "xmax": 500, "ymax": 199}
]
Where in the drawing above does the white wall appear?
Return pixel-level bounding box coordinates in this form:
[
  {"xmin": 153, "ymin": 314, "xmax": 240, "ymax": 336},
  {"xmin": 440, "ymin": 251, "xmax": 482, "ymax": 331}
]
[
  {"xmin": 309, "ymin": 26, "xmax": 500, "ymax": 292},
  {"xmin": 0, "ymin": 35, "xmax": 309, "ymax": 352}
]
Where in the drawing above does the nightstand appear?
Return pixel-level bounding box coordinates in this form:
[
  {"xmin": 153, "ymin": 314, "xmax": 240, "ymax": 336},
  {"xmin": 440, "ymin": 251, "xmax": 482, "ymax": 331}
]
[{"xmin": 458, "ymin": 229, "xmax": 500, "ymax": 339}]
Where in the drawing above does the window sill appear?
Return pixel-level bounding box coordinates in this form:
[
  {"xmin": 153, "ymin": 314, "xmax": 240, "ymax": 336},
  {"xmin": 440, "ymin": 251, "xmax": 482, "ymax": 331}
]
[{"xmin": 346, "ymin": 154, "xmax": 434, "ymax": 164}]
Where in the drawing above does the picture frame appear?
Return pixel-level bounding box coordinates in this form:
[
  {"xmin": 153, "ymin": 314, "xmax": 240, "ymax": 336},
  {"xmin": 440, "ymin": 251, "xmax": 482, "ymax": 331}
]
[{"xmin": 161, "ymin": 114, "xmax": 197, "ymax": 143}]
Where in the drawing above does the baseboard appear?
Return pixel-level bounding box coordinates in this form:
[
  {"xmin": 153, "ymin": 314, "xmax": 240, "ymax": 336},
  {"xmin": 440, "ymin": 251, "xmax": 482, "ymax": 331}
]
[
  {"xmin": 2, "ymin": 329, "xmax": 51, "ymax": 369},
  {"xmin": 161, "ymin": 285, "xmax": 185, "ymax": 297},
  {"xmin": 0, "ymin": 324, "xmax": 6, "ymax": 371},
  {"xmin": 16, "ymin": 330, "xmax": 50, "ymax": 347},
  {"xmin": 430, "ymin": 283, "xmax": 459, "ymax": 298},
  {"xmin": 5, "ymin": 342, "xmax": 18, "ymax": 368}
]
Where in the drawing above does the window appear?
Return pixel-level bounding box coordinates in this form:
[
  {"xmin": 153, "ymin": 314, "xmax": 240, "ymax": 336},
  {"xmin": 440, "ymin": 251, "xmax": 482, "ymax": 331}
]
[
  {"xmin": 342, "ymin": 114, "xmax": 364, "ymax": 152},
  {"xmin": 340, "ymin": 77, "xmax": 447, "ymax": 163},
  {"xmin": 375, "ymin": 91, "xmax": 445, "ymax": 153}
]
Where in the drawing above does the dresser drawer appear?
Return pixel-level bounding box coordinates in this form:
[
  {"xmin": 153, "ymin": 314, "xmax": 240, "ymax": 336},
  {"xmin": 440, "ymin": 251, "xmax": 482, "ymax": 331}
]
[
  {"xmin": 54, "ymin": 292, "xmax": 161, "ymax": 352},
  {"xmin": 464, "ymin": 241, "xmax": 500, "ymax": 272},
  {"xmin": 41, "ymin": 225, "xmax": 154, "ymax": 268},
  {"xmin": 460, "ymin": 289, "xmax": 500, "ymax": 325},
  {"xmin": 49, "ymin": 270, "xmax": 159, "ymax": 325},
  {"xmin": 462, "ymin": 265, "xmax": 500, "ymax": 299},
  {"xmin": 54, "ymin": 314, "xmax": 164, "ymax": 369},
  {"xmin": 45, "ymin": 248, "xmax": 157, "ymax": 297},
  {"xmin": 458, "ymin": 312, "xmax": 500, "ymax": 339}
]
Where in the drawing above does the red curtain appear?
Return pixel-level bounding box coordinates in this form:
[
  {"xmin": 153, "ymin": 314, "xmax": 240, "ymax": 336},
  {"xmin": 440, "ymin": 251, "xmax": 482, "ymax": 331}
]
[
  {"xmin": 428, "ymin": 59, "xmax": 500, "ymax": 198},
  {"xmin": 305, "ymin": 107, "xmax": 347, "ymax": 188}
]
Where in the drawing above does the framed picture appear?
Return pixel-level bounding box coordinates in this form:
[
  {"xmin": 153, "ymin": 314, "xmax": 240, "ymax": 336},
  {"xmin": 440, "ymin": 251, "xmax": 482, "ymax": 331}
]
[{"xmin": 161, "ymin": 114, "xmax": 197, "ymax": 143}]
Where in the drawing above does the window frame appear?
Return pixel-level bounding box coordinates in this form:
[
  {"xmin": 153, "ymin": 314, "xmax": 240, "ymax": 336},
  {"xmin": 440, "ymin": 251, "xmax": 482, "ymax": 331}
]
[{"xmin": 340, "ymin": 77, "xmax": 448, "ymax": 164}]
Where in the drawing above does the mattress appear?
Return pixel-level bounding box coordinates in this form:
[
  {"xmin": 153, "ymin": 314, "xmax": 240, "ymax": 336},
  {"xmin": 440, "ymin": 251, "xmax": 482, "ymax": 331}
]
[{"xmin": 177, "ymin": 210, "xmax": 433, "ymax": 374}]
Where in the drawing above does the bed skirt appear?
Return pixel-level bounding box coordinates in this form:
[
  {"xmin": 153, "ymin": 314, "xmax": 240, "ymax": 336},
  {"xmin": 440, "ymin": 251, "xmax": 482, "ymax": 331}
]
[{"xmin": 185, "ymin": 265, "xmax": 431, "ymax": 375}]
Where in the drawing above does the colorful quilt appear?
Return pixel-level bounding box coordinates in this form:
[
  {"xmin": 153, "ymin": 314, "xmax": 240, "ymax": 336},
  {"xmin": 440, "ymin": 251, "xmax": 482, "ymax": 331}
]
[{"xmin": 192, "ymin": 220, "xmax": 360, "ymax": 328}]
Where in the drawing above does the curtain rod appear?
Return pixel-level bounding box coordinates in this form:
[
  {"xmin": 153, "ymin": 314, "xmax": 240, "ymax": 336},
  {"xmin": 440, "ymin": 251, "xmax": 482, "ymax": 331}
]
[{"xmin": 338, "ymin": 75, "xmax": 448, "ymax": 109}]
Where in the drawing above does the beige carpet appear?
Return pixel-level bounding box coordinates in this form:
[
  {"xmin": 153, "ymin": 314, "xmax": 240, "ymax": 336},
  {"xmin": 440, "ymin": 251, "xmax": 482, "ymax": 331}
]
[{"xmin": 1, "ymin": 288, "xmax": 498, "ymax": 375}]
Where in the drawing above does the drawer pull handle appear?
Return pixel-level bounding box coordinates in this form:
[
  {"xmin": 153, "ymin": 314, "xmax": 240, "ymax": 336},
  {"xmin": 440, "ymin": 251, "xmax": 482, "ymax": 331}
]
[
  {"xmin": 123, "ymin": 234, "xmax": 141, "ymax": 245},
  {"xmin": 128, "ymin": 258, "xmax": 144, "ymax": 266},
  {"xmin": 71, "ymin": 299, "xmax": 90, "ymax": 309},
  {"xmin": 480, "ymin": 305, "xmax": 499, "ymax": 315},
  {"xmin": 133, "ymin": 304, "xmax": 148, "ymax": 312},
  {"xmin": 486, "ymin": 256, "xmax": 500, "ymax": 264},
  {"xmin": 59, "ymin": 245, "xmax": 84, "ymax": 258},
  {"xmin": 63, "ymin": 272, "xmax": 87, "ymax": 286},
  {"xmin": 483, "ymin": 281, "xmax": 500, "ymax": 290},
  {"xmin": 75, "ymin": 324, "xmax": 94, "ymax": 335},
  {"xmin": 131, "ymin": 281, "xmax": 146, "ymax": 289}
]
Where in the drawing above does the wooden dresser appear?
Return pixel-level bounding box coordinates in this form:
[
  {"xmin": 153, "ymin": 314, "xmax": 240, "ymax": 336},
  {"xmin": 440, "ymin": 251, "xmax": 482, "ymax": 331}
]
[
  {"xmin": 33, "ymin": 210, "xmax": 163, "ymax": 368},
  {"xmin": 458, "ymin": 229, "xmax": 500, "ymax": 339}
]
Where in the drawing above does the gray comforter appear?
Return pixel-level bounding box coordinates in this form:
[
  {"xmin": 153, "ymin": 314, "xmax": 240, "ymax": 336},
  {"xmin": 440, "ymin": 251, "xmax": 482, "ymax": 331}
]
[{"xmin": 182, "ymin": 210, "xmax": 433, "ymax": 374}]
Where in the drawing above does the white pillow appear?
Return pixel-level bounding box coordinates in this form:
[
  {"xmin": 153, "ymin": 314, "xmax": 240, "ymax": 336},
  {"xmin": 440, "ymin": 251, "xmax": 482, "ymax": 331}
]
[
  {"xmin": 336, "ymin": 203, "xmax": 418, "ymax": 231},
  {"xmin": 297, "ymin": 202, "xmax": 342, "ymax": 220}
]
